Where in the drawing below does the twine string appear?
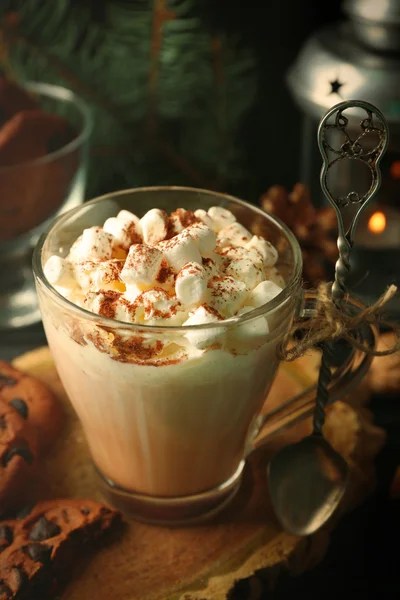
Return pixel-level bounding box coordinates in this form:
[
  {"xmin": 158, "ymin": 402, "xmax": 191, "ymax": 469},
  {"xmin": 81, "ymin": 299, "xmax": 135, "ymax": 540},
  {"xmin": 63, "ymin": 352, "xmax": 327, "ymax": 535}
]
[{"xmin": 279, "ymin": 283, "xmax": 399, "ymax": 362}]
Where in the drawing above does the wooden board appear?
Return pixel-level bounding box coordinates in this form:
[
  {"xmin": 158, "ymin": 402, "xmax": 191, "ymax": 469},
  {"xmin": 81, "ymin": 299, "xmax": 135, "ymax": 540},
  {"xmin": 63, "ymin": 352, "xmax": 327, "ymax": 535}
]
[{"xmin": 12, "ymin": 347, "xmax": 385, "ymax": 600}]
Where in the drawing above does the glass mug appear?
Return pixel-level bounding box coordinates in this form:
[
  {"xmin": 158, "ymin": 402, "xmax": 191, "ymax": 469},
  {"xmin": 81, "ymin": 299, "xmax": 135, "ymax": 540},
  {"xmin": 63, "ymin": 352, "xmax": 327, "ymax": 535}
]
[
  {"xmin": 0, "ymin": 82, "xmax": 92, "ymax": 329},
  {"xmin": 33, "ymin": 187, "xmax": 374, "ymax": 524}
]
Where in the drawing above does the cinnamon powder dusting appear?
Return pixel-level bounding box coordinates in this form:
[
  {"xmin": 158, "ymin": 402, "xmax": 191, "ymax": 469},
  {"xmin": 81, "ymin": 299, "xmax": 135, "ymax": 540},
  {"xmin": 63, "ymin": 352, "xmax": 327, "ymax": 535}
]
[
  {"xmin": 103, "ymin": 260, "xmax": 124, "ymax": 283},
  {"xmin": 199, "ymin": 303, "xmax": 223, "ymax": 320},
  {"xmin": 181, "ymin": 263, "xmax": 203, "ymax": 277},
  {"xmin": 126, "ymin": 221, "xmax": 142, "ymax": 245},
  {"xmin": 112, "ymin": 334, "xmax": 163, "ymax": 361},
  {"xmin": 166, "ymin": 208, "xmax": 199, "ymax": 238},
  {"xmin": 84, "ymin": 326, "xmax": 188, "ymax": 365},
  {"xmin": 172, "ymin": 208, "xmax": 199, "ymax": 228},
  {"xmin": 97, "ymin": 290, "xmax": 122, "ymax": 319},
  {"xmin": 208, "ymin": 275, "xmax": 222, "ymax": 287},
  {"xmin": 87, "ymin": 329, "xmax": 113, "ymax": 354},
  {"xmin": 166, "ymin": 216, "xmax": 176, "ymax": 240},
  {"xmin": 132, "ymin": 287, "xmax": 180, "ymax": 320},
  {"xmin": 156, "ymin": 259, "xmax": 173, "ymax": 284}
]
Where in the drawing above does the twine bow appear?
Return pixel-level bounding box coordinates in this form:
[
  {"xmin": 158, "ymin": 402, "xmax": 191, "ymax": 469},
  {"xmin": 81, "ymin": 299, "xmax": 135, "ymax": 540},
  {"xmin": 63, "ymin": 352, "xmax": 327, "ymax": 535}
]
[{"xmin": 279, "ymin": 283, "xmax": 400, "ymax": 361}]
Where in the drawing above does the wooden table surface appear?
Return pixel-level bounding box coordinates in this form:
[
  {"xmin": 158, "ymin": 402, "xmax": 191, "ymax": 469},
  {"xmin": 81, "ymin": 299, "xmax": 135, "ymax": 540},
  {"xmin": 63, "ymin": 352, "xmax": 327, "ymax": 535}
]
[{"xmin": 10, "ymin": 345, "xmax": 385, "ymax": 600}]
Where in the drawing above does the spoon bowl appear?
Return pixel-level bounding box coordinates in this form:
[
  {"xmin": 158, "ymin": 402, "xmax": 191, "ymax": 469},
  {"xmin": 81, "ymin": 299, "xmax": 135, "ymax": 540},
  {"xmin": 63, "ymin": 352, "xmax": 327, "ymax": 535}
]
[{"xmin": 268, "ymin": 435, "xmax": 348, "ymax": 535}]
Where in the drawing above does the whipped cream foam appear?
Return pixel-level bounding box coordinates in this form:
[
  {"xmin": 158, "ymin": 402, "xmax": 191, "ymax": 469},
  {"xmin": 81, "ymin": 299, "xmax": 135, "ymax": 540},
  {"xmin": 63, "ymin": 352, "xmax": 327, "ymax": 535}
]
[{"xmin": 44, "ymin": 205, "xmax": 285, "ymax": 360}]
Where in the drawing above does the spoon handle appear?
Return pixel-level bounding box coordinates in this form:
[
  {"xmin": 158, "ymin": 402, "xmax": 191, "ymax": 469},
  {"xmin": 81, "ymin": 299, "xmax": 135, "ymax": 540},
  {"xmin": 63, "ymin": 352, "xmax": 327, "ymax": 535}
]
[{"xmin": 313, "ymin": 100, "xmax": 389, "ymax": 436}]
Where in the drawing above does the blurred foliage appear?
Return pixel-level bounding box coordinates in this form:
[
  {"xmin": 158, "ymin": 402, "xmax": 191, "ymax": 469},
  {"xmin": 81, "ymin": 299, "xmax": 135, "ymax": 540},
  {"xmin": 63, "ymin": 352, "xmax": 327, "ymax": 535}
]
[{"xmin": 0, "ymin": 0, "xmax": 260, "ymax": 199}]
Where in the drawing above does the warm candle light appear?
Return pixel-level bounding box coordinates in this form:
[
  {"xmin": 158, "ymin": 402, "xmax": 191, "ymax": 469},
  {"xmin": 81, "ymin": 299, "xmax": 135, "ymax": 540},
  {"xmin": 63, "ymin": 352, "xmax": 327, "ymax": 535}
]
[
  {"xmin": 390, "ymin": 160, "xmax": 400, "ymax": 180},
  {"xmin": 368, "ymin": 211, "xmax": 387, "ymax": 235}
]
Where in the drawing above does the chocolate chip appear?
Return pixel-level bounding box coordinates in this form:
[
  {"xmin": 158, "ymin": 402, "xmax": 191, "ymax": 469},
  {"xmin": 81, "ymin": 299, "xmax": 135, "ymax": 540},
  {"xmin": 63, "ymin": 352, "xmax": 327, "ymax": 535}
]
[
  {"xmin": 1, "ymin": 445, "xmax": 33, "ymax": 467},
  {"xmin": 23, "ymin": 542, "xmax": 52, "ymax": 564},
  {"xmin": 16, "ymin": 502, "xmax": 35, "ymax": 519},
  {"xmin": 0, "ymin": 525, "xmax": 13, "ymax": 545},
  {"xmin": 81, "ymin": 507, "xmax": 90, "ymax": 515},
  {"xmin": 0, "ymin": 374, "xmax": 16, "ymax": 389},
  {"xmin": 9, "ymin": 398, "xmax": 28, "ymax": 420},
  {"xmin": 0, "ymin": 416, "xmax": 6, "ymax": 431},
  {"xmin": 0, "ymin": 582, "xmax": 12, "ymax": 599},
  {"xmin": 29, "ymin": 516, "xmax": 61, "ymax": 541},
  {"xmin": 62, "ymin": 509, "xmax": 70, "ymax": 524},
  {"xmin": 11, "ymin": 567, "xmax": 27, "ymax": 591}
]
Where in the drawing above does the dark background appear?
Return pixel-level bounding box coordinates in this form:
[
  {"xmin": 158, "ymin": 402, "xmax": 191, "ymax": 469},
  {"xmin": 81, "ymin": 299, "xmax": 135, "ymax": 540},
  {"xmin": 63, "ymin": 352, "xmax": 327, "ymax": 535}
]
[{"xmin": 211, "ymin": 0, "xmax": 344, "ymax": 193}]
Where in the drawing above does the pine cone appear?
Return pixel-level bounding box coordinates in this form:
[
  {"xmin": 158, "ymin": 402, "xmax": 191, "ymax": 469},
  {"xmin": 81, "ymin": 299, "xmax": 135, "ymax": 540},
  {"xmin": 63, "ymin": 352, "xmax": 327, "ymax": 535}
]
[
  {"xmin": 260, "ymin": 183, "xmax": 337, "ymax": 286},
  {"xmin": 368, "ymin": 332, "xmax": 400, "ymax": 395}
]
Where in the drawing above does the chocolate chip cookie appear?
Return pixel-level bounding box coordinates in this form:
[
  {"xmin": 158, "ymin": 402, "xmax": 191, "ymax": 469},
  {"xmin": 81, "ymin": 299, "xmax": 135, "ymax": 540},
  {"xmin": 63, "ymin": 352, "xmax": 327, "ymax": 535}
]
[
  {"xmin": 0, "ymin": 399, "xmax": 38, "ymax": 517},
  {"xmin": 0, "ymin": 361, "xmax": 63, "ymax": 453},
  {"xmin": 0, "ymin": 499, "xmax": 121, "ymax": 599}
]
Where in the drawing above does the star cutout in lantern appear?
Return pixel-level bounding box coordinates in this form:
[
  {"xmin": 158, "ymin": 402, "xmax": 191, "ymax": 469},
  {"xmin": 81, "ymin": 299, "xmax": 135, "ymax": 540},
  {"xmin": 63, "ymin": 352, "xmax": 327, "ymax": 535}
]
[{"xmin": 329, "ymin": 79, "xmax": 344, "ymax": 96}]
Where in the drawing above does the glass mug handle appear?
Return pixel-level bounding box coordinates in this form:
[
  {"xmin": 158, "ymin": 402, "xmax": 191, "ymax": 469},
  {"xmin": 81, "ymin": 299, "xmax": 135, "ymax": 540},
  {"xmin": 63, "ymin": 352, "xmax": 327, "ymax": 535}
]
[{"xmin": 245, "ymin": 291, "xmax": 377, "ymax": 455}]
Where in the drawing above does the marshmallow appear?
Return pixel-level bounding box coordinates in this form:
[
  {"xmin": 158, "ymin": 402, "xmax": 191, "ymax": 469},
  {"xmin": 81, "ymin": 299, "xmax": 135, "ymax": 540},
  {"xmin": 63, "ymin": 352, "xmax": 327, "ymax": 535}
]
[
  {"xmin": 134, "ymin": 289, "xmax": 186, "ymax": 325},
  {"xmin": 207, "ymin": 276, "xmax": 247, "ymax": 317},
  {"xmin": 92, "ymin": 260, "xmax": 124, "ymax": 290},
  {"xmin": 123, "ymin": 284, "xmax": 143, "ymax": 302},
  {"xmin": 140, "ymin": 209, "xmax": 168, "ymax": 245},
  {"xmin": 103, "ymin": 216, "xmax": 142, "ymax": 249},
  {"xmin": 202, "ymin": 257, "xmax": 218, "ymax": 280},
  {"xmin": 216, "ymin": 237, "xmax": 232, "ymax": 249},
  {"xmin": 120, "ymin": 244, "xmax": 163, "ymax": 288},
  {"xmin": 117, "ymin": 210, "xmax": 141, "ymax": 229},
  {"xmin": 183, "ymin": 305, "xmax": 224, "ymax": 349},
  {"xmin": 175, "ymin": 262, "xmax": 207, "ymax": 306},
  {"xmin": 186, "ymin": 223, "xmax": 216, "ymax": 257},
  {"xmin": 67, "ymin": 235, "xmax": 83, "ymax": 263},
  {"xmin": 194, "ymin": 209, "xmax": 214, "ymax": 229},
  {"xmin": 264, "ymin": 266, "xmax": 285, "ymax": 288},
  {"xmin": 207, "ymin": 206, "xmax": 236, "ymax": 232},
  {"xmin": 232, "ymin": 306, "xmax": 270, "ymax": 340},
  {"xmin": 73, "ymin": 260, "xmax": 97, "ymax": 289},
  {"xmin": 225, "ymin": 258, "xmax": 264, "ymax": 290},
  {"xmin": 218, "ymin": 222, "xmax": 252, "ymax": 246},
  {"xmin": 157, "ymin": 232, "xmax": 202, "ymax": 273},
  {"xmin": 84, "ymin": 290, "xmax": 134, "ymax": 322},
  {"xmin": 247, "ymin": 280, "xmax": 282, "ymax": 308},
  {"xmin": 246, "ymin": 235, "xmax": 278, "ymax": 267},
  {"xmin": 75, "ymin": 227, "xmax": 114, "ymax": 261},
  {"xmin": 84, "ymin": 289, "xmax": 111, "ymax": 314},
  {"xmin": 152, "ymin": 258, "xmax": 175, "ymax": 293},
  {"xmin": 169, "ymin": 208, "xmax": 198, "ymax": 235},
  {"xmin": 44, "ymin": 256, "xmax": 75, "ymax": 288},
  {"xmin": 74, "ymin": 259, "xmax": 124, "ymax": 291},
  {"xmin": 218, "ymin": 244, "xmax": 264, "ymax": 267}
]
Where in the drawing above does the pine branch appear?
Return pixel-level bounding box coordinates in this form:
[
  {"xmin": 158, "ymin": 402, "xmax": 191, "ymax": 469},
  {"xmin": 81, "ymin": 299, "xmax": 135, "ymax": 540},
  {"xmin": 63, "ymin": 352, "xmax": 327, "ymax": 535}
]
[
  {"xmin": 147, "ymin": 0, "xmax": 176, "ymax": 136},
  {"xmin": 1, "ymin": 17, "xmax": 213, "ymax": 190},
  {"xmin": 0, "ymin": 0, "xmax": 257, "ymax": 197}
]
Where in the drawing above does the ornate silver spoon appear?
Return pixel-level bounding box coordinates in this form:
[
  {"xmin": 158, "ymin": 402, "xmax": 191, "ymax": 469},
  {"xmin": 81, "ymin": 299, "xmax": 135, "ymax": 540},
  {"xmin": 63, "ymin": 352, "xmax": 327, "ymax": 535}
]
[{"xmin": 268, "ymin": 100, "xmax": 389, "ymax": 535}]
